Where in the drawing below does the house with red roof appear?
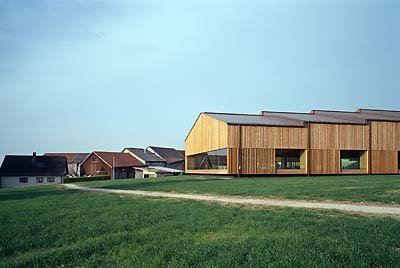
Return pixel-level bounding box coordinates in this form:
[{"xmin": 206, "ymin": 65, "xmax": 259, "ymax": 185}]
[{"xmin": 81, "ymin": 151, "xmax": 145, "ymax": 179}]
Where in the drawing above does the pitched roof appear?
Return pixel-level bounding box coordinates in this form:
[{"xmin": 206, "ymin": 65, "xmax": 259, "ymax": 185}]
[
  {"xmin": 124, "ymin": 148, "xmax": 165, "ymax": 163},
  {"xmin": 261, "ymin": 111, "xmax": 366, "ymax": 125},
  {"xmin": 44, "ymin": 153, "xmax": 89, "ymax": 163},
  {"xmin": 0, "ymin": 155, "xmax": 67, "ymax": 176},
  {"xmin": 147, "ymin": 146, "xmax": 185, "ymax": 164},
  {"xmin": 92, "ymin": 152, "xmax": 145, "ymax": 168},
  {"xmin": 358, "ymin": 109, "xmax": 400, "ymax": 117},
  {"xmin": 204, "ymin": 112, "xmax": 304, "ymax": 127},
  {"xmin": 313, "ymin": 109, "xmax": 400, "ymax": 122},
  {"xmin": 203, "ymin": 108, "xmax": 400, "ymax": 128}
]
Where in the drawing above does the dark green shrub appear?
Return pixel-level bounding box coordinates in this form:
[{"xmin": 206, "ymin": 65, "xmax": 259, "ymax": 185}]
[{"xmin": 64, "ymin": 175, "xmax": 110, "ymax": 183}]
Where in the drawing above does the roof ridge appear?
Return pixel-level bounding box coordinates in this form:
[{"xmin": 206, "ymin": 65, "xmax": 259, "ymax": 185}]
[
  {"xmin": 261, "ymin": 110, "xmax": 310, "ymax": 115},
  {"xmin": 203, "ymin": 112, "xmax": 261, "ymax": 117},
  {"xmin": 357, "ymin": 108, "xmax": 400, "ymax": 113}
]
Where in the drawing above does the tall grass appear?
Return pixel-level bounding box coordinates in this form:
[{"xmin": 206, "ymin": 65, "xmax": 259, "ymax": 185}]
[{"xmin": 0, "ymin": 186, "xmax": 399, "ymax": 267}]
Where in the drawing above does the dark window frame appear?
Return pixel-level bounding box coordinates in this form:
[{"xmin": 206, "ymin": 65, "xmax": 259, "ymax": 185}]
[{"xmin": 19, "ymin": 177, "xmax": 28, "ymax": 183}]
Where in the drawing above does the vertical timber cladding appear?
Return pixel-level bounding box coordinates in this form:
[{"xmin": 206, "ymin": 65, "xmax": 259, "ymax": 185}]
[
  {"xmin": 185, "ymin": 114, "xmax": 228, "ymax": 156},
  {"xmin": 185, "ymin": 114, "xmax": 228, "ymax": 174},
  {"xmin": 228, "ymin": 125, "xmax": 308, "ymax": 174},
  {"xmin": 309, "ymin": 123, "xmax": 370, "ymax": 174},
  {"xmin": 370, "ymin": 121, "xmax": 400, "ymax": 174}
]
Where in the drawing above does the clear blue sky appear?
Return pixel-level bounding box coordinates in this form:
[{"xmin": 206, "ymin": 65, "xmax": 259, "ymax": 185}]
[{"xmin": 0, "ymin": 0, "xmax": 399, "ymax": 162}]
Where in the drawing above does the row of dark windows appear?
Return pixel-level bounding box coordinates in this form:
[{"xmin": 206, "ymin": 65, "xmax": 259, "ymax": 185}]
[
  {"xmin": 188, "ymin": 149, "xmax": 400, "ymax": 170},
  {"xmin": 19, "ymin": 177, "xmax": 56, "ymax": 183}
]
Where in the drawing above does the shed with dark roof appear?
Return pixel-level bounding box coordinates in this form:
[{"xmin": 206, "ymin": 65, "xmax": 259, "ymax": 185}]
[
  {"xmin": 44, "ymin": 153, "xmax": 89, "ymax": 177},
  {"xmin": 122, "ymin": 148, "xmax": 166, "ymax": 167},
  {"xmin": 185, "ymin": 109, "xmax": 400, "ymax": 176},
  {"xmin": 146, "ymin": 146, "xmax": 185, "ymax": 171}
]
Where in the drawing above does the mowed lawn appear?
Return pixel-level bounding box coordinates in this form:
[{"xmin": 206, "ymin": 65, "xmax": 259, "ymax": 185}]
[
  {"xmin": 0, "ymin": 186, "xmax": 399, "ymax": 268},
  {"xmin": 77, "ymin": 175, "xmax": 400, "ymax": 204}
]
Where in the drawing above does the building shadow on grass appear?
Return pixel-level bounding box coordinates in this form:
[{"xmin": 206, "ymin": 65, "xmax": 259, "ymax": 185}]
[{"xmin": 0, "ymin": 186, "xmax": 78, "ymax": 202}]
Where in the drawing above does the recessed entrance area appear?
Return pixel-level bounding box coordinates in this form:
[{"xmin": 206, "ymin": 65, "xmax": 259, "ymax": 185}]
[
  {"xmin": 340, "ymin": 150, "xmax": 367, "ymax": 170},
  {"xmin": 275, "ymin": 149, "xmax": 306, "ymax": 170},
  {"xmin": 187, "ymin": 148, "xmax": 227, "ymax": 170}
]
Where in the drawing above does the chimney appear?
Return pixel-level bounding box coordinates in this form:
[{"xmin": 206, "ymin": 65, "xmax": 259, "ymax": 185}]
[{"xmin": 32, "ymin": 152, "xmax": 37, "ymax": 165}]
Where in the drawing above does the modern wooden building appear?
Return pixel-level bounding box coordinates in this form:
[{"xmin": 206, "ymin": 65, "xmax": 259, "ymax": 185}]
[{"xmin": 185, "ymin": 109, "xmax": 400, "ymax": 175}]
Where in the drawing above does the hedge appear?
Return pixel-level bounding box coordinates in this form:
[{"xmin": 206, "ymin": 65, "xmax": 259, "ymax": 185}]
[{"xmin": 64, "ymin": 175, "xmax": 110, "ymax": 183}]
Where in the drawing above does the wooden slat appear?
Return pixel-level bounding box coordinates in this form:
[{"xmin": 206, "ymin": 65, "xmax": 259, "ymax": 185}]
[
  {"xmin": 228, "ymin": 125, "xmax": 307, "ymax": 149},
  {"xmin": 310, "ymin": 149, "xmax": 340, "ymax": 174},
  {"xmin": 234, "ymin": 148, "xmax": 275, "ymax": 175},
  {"xmin": 371, "ymin": 150, "xmax": 398, "ymax": 174},
  {"xmin": 228, "ymin": 148, "xmax": 237, "ymax": 174},
  {"xmin": 185, "ymin": 114, "xmax": 228, "ymax": 156},
  {"xmin": 310, "ymin": 123, "xmax": 369, "ymax": 150},
  {"xmin": 371, "ymin": 122, "xmax": 400, "ymax": 150}
]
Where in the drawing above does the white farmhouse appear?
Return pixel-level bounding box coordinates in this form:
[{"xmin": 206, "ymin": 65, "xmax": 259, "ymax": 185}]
[{"xmin": 0, "ymin": 153, "xmax": 67, "ymax": 187}]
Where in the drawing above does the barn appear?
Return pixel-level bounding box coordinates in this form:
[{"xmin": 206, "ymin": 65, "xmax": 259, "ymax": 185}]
[{"xmin": 185, "ymin": 109, "xmax": 400, "ymax": 175}]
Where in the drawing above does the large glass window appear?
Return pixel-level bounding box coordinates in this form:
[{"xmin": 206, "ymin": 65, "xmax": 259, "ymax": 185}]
[
  {"xmin": 187, "ymin": 149, "xmax": 227, "ymax": 170},
  {"xmin": 340, "ymin": 150, "xmax": 367, "ymax": 170},
  {"xmin": 275, "ymin": 149, "xmax": 305, "ymax": 169}
]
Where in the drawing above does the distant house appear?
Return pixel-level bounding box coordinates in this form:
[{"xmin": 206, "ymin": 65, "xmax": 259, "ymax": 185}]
[
  {"xmin": 81, "ymin": 151, "xmax": 145, "ymax": 179},
  {"xmin": 0, "ymin": 153, "xmax": 67, "ymax": 187},
  {"xmin": 134, "ymin": 166, "xmax": 183, "ymax": 178},
  {"xmin": 122, "ymin": 147, "xmax": 183, "ymax": 178},
  {"xmin": 122, "ymin": 148, "xmax": 166, "ymax": 167},
  {"xmin": 146, "ymin": 146, "xmax": 185, "ymax": 171},
  {"xmin": 44, "ymin": 153, "xmax": 89, "ymax": 177}
]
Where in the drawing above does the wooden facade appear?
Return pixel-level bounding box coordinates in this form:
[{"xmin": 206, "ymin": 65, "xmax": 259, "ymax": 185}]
[
  {"xmin": 81, "ymin": 152, "xmax": 144, "ymax": 179},
  {"xmin": 81, "ymin": 154, "xmax": 111, "ymax": 177},
  {"xmin": 185, "ymin": 110, "xmax": 400, "ymax": 175},
  {"xmin": 370, "ymin": 121, "xmax": 400, "ymax": 174}
]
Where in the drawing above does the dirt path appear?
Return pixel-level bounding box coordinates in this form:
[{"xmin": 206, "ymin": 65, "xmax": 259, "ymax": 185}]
[{"xmin": 63, "ymin": 184, "xmax": 400, "ymax": 216}]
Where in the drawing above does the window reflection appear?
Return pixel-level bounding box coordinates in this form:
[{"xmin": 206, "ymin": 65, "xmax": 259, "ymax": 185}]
[
  {"xmin": 188, "ymin": 149, "xmax": 227, "ymax": 170},
  {"xmin": 341, "ymin": 150, "xmax": 366, "ymax": 170}
]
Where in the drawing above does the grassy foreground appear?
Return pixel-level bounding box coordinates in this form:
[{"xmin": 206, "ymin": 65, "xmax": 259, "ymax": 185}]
[
  {"xmin": 0, "ymin": 186, "xmax": 400, "ymax": 268},
  {"xmin": 77, "ymin": 175, "xmax": 400, "ymax": 204}
]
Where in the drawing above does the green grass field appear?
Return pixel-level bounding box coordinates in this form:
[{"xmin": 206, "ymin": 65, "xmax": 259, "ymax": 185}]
[
  {"xmin": 0, "ymin": 185, "xmax": 399, "ymax": 268},
  {"xmin": 77, "ymin": 175, "xmax": 400, "ymax": 204}
]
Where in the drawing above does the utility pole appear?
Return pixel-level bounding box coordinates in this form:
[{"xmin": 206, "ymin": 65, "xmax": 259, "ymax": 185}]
[{"xmin": 112, "ymin": 156, "xmax": 115, "ymax": 180}]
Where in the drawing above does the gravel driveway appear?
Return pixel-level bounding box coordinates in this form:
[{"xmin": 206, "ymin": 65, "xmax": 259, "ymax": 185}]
[{"xmin": 63, "ymin": 184, "xmax": 400, "ymax": 217}]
